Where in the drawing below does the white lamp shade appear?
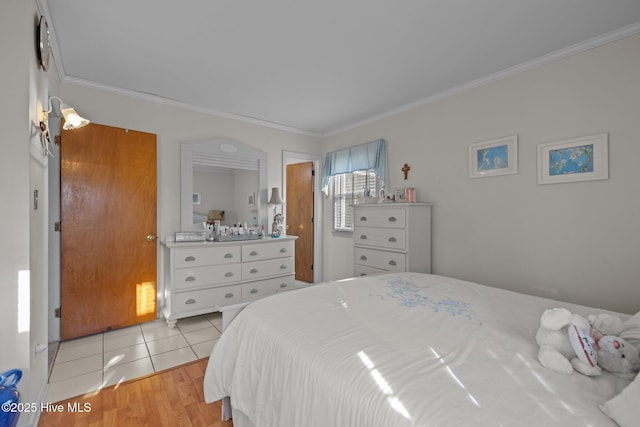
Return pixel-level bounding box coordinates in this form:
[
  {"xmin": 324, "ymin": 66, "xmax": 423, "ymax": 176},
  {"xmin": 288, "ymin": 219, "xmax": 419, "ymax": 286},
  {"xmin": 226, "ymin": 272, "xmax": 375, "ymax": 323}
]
[
  {"xmin": 60, "ymin": 105, "xmax": 90, "ymax": 130},
  {"xmin": 268, "ymin": 187, "xmax": 284, "ymax": 205}
]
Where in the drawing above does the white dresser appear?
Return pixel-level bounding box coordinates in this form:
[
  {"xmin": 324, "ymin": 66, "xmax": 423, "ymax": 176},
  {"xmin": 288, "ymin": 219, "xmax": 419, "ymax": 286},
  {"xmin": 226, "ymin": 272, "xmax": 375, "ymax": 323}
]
[
  {"xmin": 352, "ymin": 203, "xmax": 431, "ymax": 276},
  {"xmin": 161, "ymin": 236, "xmax": 297, "ymax": 327}
]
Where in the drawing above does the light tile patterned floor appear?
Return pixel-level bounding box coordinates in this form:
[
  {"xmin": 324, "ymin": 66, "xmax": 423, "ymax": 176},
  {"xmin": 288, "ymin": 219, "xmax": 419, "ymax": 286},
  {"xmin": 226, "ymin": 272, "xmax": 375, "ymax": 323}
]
[{"xmin": 47, "ymin": 312, "xmax": 222, "ymax": 403}]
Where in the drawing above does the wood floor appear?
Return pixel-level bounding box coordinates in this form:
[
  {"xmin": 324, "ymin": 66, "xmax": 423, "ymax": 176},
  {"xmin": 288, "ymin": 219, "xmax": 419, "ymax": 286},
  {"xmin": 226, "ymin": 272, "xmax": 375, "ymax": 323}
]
[{"xmin": 39, "ymin": 358, "xmax": 233, "ymax": 427}]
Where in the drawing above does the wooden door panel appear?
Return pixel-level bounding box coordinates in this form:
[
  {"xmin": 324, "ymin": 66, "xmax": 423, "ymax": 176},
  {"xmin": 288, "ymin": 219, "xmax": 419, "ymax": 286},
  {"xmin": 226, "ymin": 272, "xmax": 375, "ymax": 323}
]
[
  {"xmin": 61, "ymin": 123, "xmax": 157, "ymax": 340},
  {"xmin": 286, "ymin": 162, "xmax": 314, "ymax": 283}
]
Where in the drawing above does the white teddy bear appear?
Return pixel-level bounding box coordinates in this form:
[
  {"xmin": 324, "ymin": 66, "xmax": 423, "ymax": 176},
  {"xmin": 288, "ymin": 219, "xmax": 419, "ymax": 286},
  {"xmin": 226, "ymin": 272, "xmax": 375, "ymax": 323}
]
[{"xmin": 536, "ymin": 307, "xmax": 640, "ymax": 379}]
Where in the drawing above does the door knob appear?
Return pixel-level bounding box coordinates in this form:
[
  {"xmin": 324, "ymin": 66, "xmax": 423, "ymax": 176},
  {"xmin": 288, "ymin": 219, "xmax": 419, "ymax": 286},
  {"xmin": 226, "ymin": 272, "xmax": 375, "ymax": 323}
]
[{"xmin": 146, "ymin": 234, "xmax": 157, "ymax": 242}]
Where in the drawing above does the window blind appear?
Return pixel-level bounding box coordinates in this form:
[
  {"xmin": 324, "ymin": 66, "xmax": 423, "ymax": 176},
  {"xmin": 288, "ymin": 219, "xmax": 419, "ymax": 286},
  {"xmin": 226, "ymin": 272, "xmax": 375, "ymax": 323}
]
[{"xmin": 333, "ymin": 170, "xmax": 377, "ymax": 232}]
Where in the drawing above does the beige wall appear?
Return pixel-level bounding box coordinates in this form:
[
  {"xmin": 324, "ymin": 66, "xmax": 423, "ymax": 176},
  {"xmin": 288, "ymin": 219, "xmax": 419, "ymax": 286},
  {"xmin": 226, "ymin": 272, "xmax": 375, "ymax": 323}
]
[
  {"xmin": 0, "ymin": 1, "xmax": 50, "ymax": 424},
  {"xmin": 323, "ymin": 33, "xmax": 640, "ymax": 314}
]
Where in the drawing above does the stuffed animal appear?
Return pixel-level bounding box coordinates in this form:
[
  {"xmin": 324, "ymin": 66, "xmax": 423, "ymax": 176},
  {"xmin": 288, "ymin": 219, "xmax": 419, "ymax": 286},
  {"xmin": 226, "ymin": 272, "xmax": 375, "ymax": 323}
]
[
  {"xmin": 614, "ymin": 311, "xmax": 640, "ymax": 353},
  {"xmin": 588, "ymin": 313, "xmax": 624, "ymax": 336},
  {"xmin": 536, "ymin": 307, "xmax": 640, "ymax": 379}
]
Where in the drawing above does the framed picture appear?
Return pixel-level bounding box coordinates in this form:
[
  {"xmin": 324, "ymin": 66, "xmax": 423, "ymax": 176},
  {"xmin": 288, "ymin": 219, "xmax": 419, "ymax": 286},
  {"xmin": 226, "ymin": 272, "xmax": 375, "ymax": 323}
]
[
  {"xmin": 392, "ymin": 188, "xmax": 405, "ymax": 202},
  {"xmin": 468, "ymin": 135, "xmax": 518, "ymax": 178},
  {"xmin": 537, "ymin": 133, "xmax": 608, "ymax": 184},
  {"xmin": 192, "ymin": 193, "xmax": 201, "ymax": 205},
  {"xmin": 248, "ymin": 192, "xmax": 256, "ymax": 207}
]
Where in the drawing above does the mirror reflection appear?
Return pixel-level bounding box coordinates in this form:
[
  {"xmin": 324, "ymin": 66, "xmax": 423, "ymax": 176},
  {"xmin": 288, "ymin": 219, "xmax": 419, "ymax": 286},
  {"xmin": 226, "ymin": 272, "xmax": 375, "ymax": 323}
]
[
  {"xmin": 180, "ymin": 138, "xmax": 267, "ymax": 232},
  {"xmin": 193, "ymin": 167, "xmax": 258, "ymax": 225}
]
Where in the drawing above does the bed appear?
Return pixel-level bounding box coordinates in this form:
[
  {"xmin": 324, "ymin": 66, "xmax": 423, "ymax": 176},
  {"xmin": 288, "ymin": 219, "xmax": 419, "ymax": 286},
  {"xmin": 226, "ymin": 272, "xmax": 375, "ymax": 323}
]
[{"xmin": 203, "ymin": 272, "xmax": 638, "ymax": 426}]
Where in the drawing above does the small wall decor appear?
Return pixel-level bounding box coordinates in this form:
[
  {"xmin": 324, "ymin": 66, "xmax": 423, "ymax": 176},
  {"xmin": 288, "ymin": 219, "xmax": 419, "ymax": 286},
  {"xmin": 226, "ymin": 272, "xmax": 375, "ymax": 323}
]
[
  {"xmin": 537, "ymin": 133, "xmax": 608, "ymax": 184},
  {"xmin": 193, "ymin": 193, "xmax": 201, "ymax": 205},
  {"xmin": 468, "ymin": 135, "xmax": 518, "ymax": 178},
  {"xmin": 248, "ymin": 192, "xmax": 256, "ymax": 207},
  {"xmin": 401, "ymin": 163, "xmax": 411, "ymax": 180}
]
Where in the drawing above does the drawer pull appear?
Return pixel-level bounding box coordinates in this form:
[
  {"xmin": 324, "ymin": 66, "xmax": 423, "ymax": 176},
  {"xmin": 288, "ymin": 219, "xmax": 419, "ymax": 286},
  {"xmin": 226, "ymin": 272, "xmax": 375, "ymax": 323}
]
[
  {"xmin": 250, "ymin": 288, "xmax": 258, "ymax": 294},
  {"xmin": 279, "ymin": 283, "xmax": 288, "ymax": 289},
  {"xmin": 185, "ymin": 276, "xmax": 196, "ymax": 282},
  {"xmin": 360, "ymin": 255, "xmax": 367, "ymax": 261},
  {"xmin": 280, "ymin": 264, "xmax": 287, "ymax": 270},
  {"xmin": 185, "ymin": 256, "xmax": 196, "ymax": 262},
  {"xmin": 250, "ymin": 250, "xmax": 258, "ymax": 256},
  {"xmin": 388, "ymin": 216, "xmax": 397, "ymax": 222},
  {"xmin": 279, "ymin": 248, "xmax": 287, "ymax": 253},
  {"xmin": 185, "ymin": 299, "xmax": 196, "ymax": 305},
  {"xmin": 224, "ymin": 253, "xmax": 234, "ymax": 258},
  {"xmin": 388, "ymin": 237, "xmax": 397, "ymax": 242},
  {"xmin": 360, "ymin": 273, "xmax": 367, "ymax": 276},
  {"xmin": 360, "ymin": 235, "xmax": 367, "ymax": 240},
  {"xmin": 360, "ymin": 216, "xmax": 368, "ymax": 221},
  {"xmin": 250, "ymin": 268, "xmax": 258, "ymax": 274},
  {"xmin": 388, "ymin": 260, "xmax": 397, "ymax": 266},
  {"xmin": 224, "ymin": 293, "xmax": 234, "ymax": 299},
  {"xmin": 224, "ymin": 272, "xmax": 234, "ymax": 277}
]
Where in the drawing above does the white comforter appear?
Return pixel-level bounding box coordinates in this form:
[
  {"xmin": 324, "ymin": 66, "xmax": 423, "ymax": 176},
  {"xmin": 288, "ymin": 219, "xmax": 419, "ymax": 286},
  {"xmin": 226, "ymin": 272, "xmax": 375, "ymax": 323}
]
[{"xmin": 204, "ymin": 273, "xmax": 630, "ymax": 426}]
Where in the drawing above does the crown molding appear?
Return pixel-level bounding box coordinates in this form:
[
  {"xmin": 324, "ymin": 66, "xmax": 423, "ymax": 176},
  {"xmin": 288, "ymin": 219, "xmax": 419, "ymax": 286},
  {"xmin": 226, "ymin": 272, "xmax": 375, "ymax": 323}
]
[{"xmin": 325, "ymin": 22, "xmax": 640, "ymax": 137}]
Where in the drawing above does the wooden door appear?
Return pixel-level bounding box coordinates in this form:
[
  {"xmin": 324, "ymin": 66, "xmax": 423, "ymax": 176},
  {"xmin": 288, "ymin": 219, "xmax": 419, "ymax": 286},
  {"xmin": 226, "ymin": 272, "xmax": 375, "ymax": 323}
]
[
  {"xmin": 61, "ymin": 123, "xmax": 157, "ymax": 340},
  {"xmin": 286, "ymin": 162, "xmax": 314, "ymax": 283}
]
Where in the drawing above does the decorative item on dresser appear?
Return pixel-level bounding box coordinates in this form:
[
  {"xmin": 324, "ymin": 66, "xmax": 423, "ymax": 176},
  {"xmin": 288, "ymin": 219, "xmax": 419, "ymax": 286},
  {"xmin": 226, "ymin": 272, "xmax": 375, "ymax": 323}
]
[
  {"xmin": 352, "ymin": 203, "xmax": 431, "ymax": 276},
  {"xmin": 161, "ymin": 236, "xmax": 298, "ymax": 327}
]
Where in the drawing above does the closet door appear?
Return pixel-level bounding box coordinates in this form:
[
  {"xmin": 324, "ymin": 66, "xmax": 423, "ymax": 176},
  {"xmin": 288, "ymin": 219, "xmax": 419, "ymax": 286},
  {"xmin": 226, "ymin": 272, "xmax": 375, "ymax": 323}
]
[
  {"xmin": 286, "ymin": 161, "xmax": 314, "ymax": 283},
  {"xmin": 60, "ymin": 123, "xmax": 157, "ymax": 340}
]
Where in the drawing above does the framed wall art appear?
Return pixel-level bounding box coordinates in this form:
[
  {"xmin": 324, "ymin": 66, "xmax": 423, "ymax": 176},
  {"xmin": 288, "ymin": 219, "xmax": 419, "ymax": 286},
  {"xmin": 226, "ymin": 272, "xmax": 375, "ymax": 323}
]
[
  {"xmin": 537, "ymin": 133, "xmax": 608, "ymax": 184},
  {"xmin": 192, "ymin": 192, "xmax": 201, "ymax": 205},
  {"xmin": 468, "ymin": 135, "xmax": 518, "ymax": 178}
]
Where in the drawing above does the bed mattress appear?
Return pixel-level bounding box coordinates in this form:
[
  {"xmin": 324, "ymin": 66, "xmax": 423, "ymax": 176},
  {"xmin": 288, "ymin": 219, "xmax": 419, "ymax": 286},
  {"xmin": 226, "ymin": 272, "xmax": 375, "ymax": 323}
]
[{"xmin": 204, "ymin": 272, "xmax": 630, "ymax": 426}]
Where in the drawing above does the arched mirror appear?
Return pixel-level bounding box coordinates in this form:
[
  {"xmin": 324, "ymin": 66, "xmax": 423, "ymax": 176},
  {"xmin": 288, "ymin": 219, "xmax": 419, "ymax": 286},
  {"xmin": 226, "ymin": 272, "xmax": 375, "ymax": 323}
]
[{"xmin": 180, "ymin": 138, "xmax": 268, "ymax": 232}]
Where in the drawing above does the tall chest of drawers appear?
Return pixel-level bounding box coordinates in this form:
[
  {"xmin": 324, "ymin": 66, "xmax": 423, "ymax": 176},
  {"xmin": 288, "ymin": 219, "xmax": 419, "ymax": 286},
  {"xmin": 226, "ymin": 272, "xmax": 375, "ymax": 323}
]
[
  {"xmin": 161, "ymin": 236, "xmax": 297, "ymax": 327},
  {"xmin": 352, "ymin": 203, "xmax": 431, "ymax": 276}
]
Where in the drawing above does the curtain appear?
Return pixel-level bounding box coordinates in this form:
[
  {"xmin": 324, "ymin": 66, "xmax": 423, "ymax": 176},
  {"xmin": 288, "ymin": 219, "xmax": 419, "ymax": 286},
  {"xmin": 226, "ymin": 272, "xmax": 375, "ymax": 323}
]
[{"xmin": 321, "ymin": 139, "xmax": 388, "ymax": 194}]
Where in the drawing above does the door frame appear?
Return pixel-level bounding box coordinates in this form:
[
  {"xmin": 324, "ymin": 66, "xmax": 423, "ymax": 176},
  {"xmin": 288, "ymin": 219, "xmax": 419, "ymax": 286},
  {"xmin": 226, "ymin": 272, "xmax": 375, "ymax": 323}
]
[
  {"xmin": 282, "ymin": 151, "xmax": 323, "ymax": 284},
  {"xmin": 47, "ymin": 119, "xmax": 62, "ymax": 343}
]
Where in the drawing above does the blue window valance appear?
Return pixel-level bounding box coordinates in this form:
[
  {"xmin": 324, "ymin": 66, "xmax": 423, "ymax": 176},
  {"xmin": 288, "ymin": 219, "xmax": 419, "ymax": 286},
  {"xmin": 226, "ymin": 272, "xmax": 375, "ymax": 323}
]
[{"xmin": 322, "ymin": 139, "xmax": 388, "ymax": 194}]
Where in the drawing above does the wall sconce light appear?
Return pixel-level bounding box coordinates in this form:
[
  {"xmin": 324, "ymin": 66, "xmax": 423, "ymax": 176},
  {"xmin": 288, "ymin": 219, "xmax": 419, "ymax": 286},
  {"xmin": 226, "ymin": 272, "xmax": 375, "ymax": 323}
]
[
  {"xmin": 38, "ymin": 96, "xmax": 90, "ymax": 156},
  {"xmin": 268, "ymin": 187, "xmax": 284, "ymax": 237},
  {"xmin": 43, "ymin": 96, "xmax": 90, "ymax": 130}
]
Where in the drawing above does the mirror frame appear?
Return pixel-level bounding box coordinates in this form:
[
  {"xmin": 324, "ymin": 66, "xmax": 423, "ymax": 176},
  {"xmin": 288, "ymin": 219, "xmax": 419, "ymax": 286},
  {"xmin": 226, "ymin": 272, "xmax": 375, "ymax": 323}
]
[{"xmin": 180, "ymin": 138, "xmax": 268, "ymax": 231}]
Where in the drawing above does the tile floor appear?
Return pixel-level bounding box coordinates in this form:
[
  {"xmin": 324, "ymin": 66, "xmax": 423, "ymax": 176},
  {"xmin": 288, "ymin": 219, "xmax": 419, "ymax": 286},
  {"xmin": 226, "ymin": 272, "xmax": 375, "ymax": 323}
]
[{"xmin": 47, "ymin": 312, "xmax": 222, "ymax": 403}]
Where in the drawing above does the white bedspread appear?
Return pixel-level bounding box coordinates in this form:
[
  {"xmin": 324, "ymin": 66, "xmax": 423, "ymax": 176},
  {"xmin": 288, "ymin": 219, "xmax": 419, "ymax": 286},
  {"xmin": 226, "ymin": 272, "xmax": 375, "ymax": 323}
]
[{"xmin": 204, "ymin": 273, "xmax": 630, "ymax": 426}]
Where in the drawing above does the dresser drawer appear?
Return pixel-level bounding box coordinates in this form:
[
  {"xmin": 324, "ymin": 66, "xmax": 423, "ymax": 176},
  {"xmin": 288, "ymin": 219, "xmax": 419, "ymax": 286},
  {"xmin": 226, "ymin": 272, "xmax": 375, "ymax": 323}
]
[
  {"xmin": 242, "ymin": 240, "xmax": 294, "ymax": 262},
  {"xmin": 353, "ymin": 207, "xmax": 406, "ymax": 228},
  {"xmin": 354, "ymin": 264, "xmax": 387, "ymax": 277},
  {"xmin": 355, "ymin": 247, "xmax": 406, "ymax": 272},
  {"xmin": 241, "ymin": 275, "xmax": 295, "ymax": 299},
  {"xmin": 174, "ymin": 246, "xmax": 241, "ymax": 268},
  {"xmin": 354, "ymin": 226, "xmax": 406, "ymax": 250},
  {"xmin": 172, "ymin": 285, "xmax": 241, "ymax": 314},
  {"xmin": 174, "ymin": 264, "xmax": 241, "ymax": 290},
  {"xmin": 242, "ymin": 257, "xmax": 294, "ymax": 280}
]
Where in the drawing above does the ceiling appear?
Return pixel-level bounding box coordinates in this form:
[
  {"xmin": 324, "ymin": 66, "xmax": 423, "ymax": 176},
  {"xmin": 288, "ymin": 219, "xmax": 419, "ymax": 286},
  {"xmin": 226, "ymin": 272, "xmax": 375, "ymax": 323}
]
[{"xmin": 41, "ymin": 0, "xmax": 640, "ymax": 136}]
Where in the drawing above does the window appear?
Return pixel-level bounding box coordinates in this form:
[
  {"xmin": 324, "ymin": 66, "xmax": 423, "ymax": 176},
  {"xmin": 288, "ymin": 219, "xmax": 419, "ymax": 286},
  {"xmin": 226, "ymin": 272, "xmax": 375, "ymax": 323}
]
[
  {"xmin": 333, "ymin": 169, "xmax": 377, "ymax": 232},
  {"xmin": 322, "ymin": 139, "xmax": 388, "ymax": 231}
]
